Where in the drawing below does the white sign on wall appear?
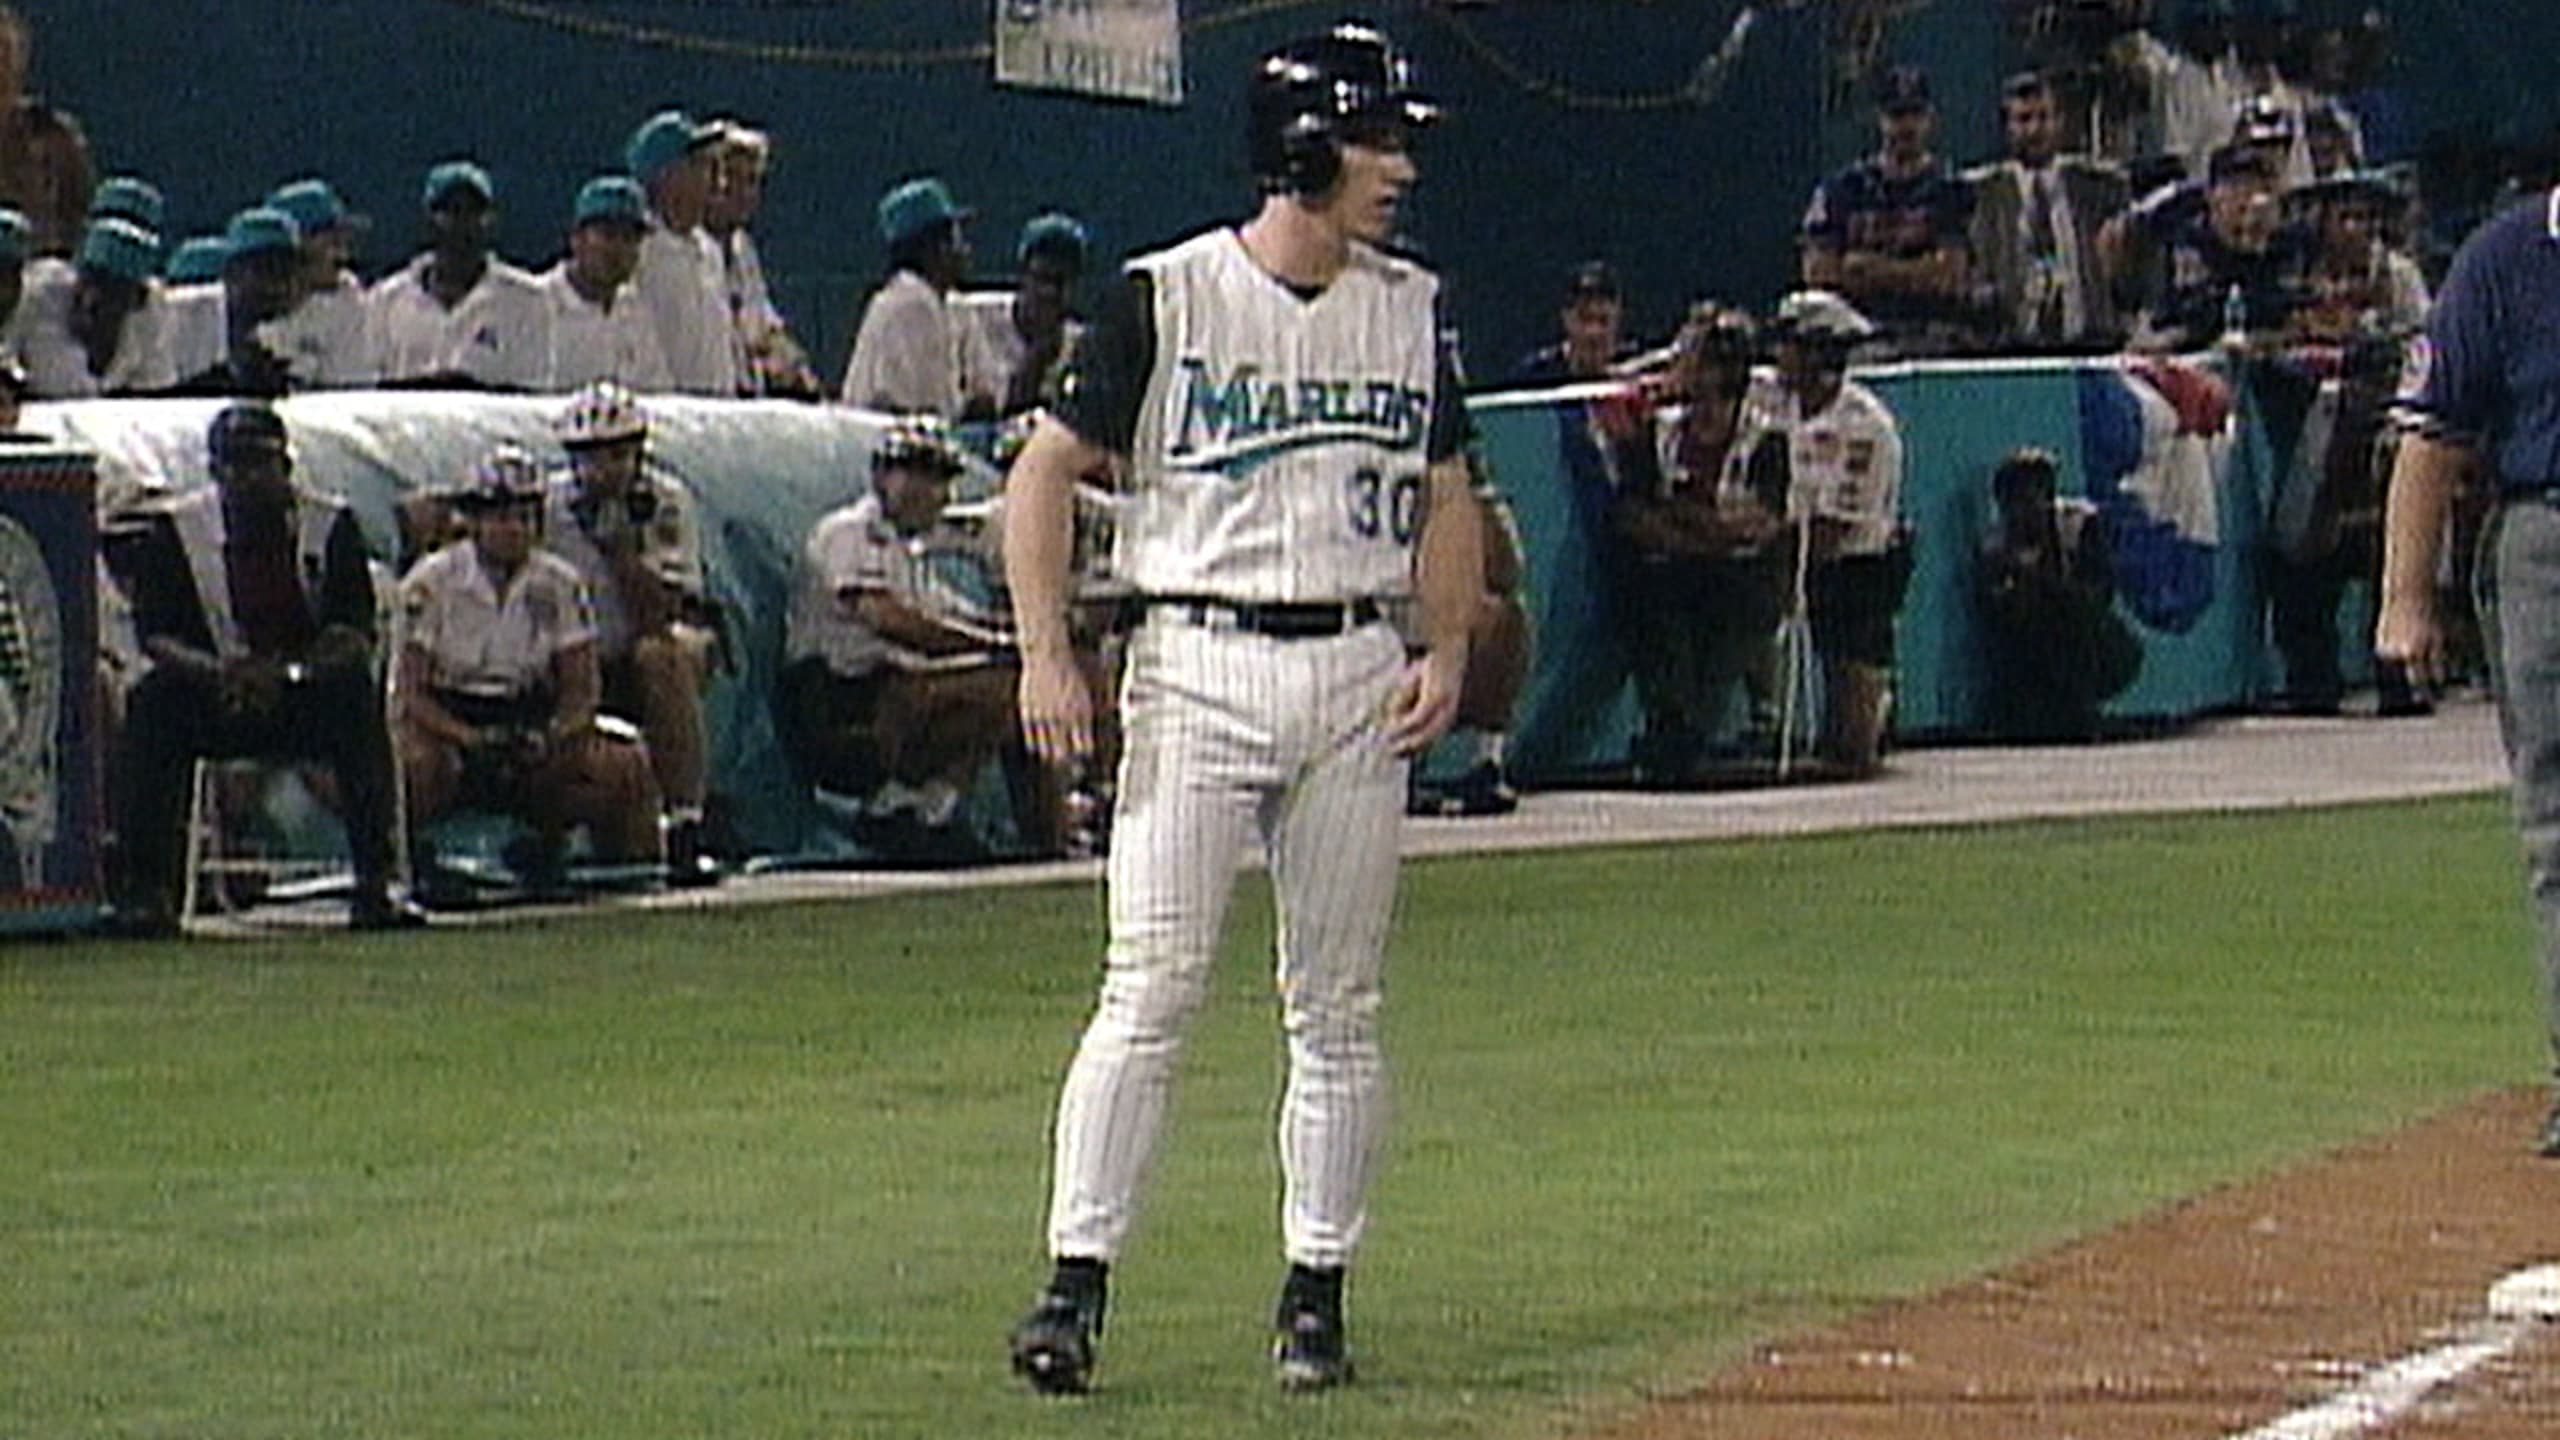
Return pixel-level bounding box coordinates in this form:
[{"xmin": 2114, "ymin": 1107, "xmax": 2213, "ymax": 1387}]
[{"xmin": 993, "ymin": 0, "xmax": 1183, "ymax": 108}]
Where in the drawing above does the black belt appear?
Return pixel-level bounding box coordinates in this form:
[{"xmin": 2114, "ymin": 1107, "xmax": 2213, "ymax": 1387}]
[{"xmin": 1138, "ymin": 594, "xmax": 1386, "ymax": 640}]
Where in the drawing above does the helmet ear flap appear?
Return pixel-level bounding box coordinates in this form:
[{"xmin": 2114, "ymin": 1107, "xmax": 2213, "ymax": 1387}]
[{"xmin": 1281, "ymin": 111, "xmax": 1341, "ymax": 196}]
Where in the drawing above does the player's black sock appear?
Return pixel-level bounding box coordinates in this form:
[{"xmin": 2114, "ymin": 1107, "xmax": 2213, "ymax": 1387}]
[
  {"xmin": 1047, "ymin": 1257, "xmax": 1109, "ymax": 1317},
  {"xmin": 1279, "ymin": 1263, "xmax": 1344, "ymax": 1313}
]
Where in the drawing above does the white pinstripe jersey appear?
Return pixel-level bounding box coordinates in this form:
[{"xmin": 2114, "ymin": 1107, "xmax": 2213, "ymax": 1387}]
[{"xmin": 1111, "ymin": 229, "xmax": 1447, "ymax": 603}]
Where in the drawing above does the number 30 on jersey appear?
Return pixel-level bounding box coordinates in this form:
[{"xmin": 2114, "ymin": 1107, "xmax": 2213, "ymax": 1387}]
[{"xmin": 1346, "ymin": 467, "xmax": 1423, "ymax": 544}]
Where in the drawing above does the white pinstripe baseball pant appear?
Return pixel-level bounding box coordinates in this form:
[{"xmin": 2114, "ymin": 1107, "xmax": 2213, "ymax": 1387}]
[{"xmin": 1044, "ymin": 611, "xmax": 1407, "ymax": 1269}]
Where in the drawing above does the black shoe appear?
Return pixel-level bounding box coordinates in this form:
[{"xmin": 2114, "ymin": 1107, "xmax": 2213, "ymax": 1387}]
[
  {"xmin": 100, "ymin": 896, "xmax": 179, "ymax": 940},
  {"xmin": 349, "ymin": 892, "xmax": 430, "ymax": 932},
  {"xmin": 1449, "ymin": 760, "xmax": 1518, "ymax": 816},
  {"xmin": 1272, "ymin": 1266, "xmax": 1354, "ymax": 1392},
  {"xmin": 665, "ymin": 816, "xmax": 724, "ymax": 889},
  {"xmin": 1009, "ymin": 1266, "xmax": 1107, "ymax": 1396},
  {"xmin": 2538, "ymin": 1103, "xmax": 2560, "ymax": 1160}
]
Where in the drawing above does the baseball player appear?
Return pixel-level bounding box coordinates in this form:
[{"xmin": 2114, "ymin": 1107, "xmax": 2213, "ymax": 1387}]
[
  {"xmin": 396, "ymin": 447, "xmax": 662, "ymax": 897},
  {"xmin": 542, "ymin": 381, "xmax": 722, "ymax": 885},
  {"xmin": 1001, "ymin": 19, "xmax": 1484, "ymax": 1395}
]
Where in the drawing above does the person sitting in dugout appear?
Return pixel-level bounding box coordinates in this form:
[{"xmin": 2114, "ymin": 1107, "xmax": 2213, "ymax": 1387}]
[
  {"xmin": 106, "ymin": 401, "xmax": 420, "ymax": 934},
  {"xmin": 396, "ymin": 446, "xmax": 662, "ymax": 900},
  {"xmin": 540, "ymin": 381, "xmax": 723, "ymax": 886},
  {"xmin": 779, "ymin": 416, "xmax": 1112, "ymax": 861}
]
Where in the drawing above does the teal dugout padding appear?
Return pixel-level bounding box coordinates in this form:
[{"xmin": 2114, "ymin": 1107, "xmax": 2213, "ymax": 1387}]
[
  {"xmin": 1475, "ymin": 357, "xmax": 2286, "ymax": 781},
  {"xmin": 32, "ymin": 393, "xmax": 997, "ymax": 859}
]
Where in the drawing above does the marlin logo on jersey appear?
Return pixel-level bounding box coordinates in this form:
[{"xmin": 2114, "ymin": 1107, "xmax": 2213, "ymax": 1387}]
[{"xmin": 1170, "ymin": 357, "xmax": 1429, "ymax": 474}]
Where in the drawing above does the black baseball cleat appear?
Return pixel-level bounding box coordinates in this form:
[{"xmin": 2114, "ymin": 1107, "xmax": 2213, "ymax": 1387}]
[
  {"xmin": 1272, "ymin": 1266, "xmax": 1354, "ymax": 1391},
  {"xmin": 1008, "ymin": 1268, "xmax": 1106, "ymax": 1396}
]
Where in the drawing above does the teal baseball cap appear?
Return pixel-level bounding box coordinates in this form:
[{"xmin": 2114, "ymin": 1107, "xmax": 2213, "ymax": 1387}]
[
  {"xmin": 222, "ymin": 206, "xmax": 301, "ymax": 261},
  {"xmin": 165, "ymin": 234, "xmax": 232, "ymax": 283},
  {"xmin": 572, "ymin": 174, "xmax": 648, "ymax": 229},
  {"xmin": 0, "ymin": 208, "xmax": 28, "ymax": 265},
  {"xmin": 1016, "ymin": 211, "xmax": 1089, "ymax": 269},
  {"xmin": 625, "ymin": 108, "xmax": 715, "ymax": 181},
  {"xmin": 268, "ymin": 178, "xmax": 367, "ymax": 236},
  {"xmin": 422, "ymin": 160, "xmax": 496, "ymax": 211},
  {"xmin": 76, "ymin": 217, "xmax": 162, "ymax": 283},
  {"xmin": 89, "ymin": 175, "xmax": 165, "ymax": 231},
  {"xmin": 877, "ymin": 176, "xmax": 969, "ymax": 248}
]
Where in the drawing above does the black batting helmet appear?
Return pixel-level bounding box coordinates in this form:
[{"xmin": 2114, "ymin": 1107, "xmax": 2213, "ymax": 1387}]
[{"xmin": 1247, "ymin": 21, "xmax": 1439, "ymax": 196}]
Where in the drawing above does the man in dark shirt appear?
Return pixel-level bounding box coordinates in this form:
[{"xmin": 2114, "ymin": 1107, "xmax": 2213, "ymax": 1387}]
[
  {"xmin": 107, "ymin": 403, "xmax": 420, "ymax": 935},
  {"xmin": 2133, "ymin": 142, "xmax": 2310, "ymax": 351},
  {"xmin": 1799, "ymin": 64, "xmax": 1976, "ymax": 354}
]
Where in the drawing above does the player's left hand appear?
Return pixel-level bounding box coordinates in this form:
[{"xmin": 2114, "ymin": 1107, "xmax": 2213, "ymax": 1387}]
[{"xmin": 1381, "ymin": 647, "xmax": 1465, "ymax": 757}]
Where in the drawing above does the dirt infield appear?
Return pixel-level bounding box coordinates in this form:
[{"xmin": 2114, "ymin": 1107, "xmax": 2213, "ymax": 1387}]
[{"xmin": 1596, "ymin": 1087, "xmax": 2560, "ymax": 1440}]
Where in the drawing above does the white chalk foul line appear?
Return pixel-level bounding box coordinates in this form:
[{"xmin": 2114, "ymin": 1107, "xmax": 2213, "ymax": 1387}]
[{"xmin": 2225, "ymin": 1263, "xmax": 2560, "ymax": 1440}]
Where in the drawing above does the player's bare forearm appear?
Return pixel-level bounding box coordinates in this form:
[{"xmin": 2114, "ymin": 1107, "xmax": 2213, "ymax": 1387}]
[
  {"xmin": 2374, "ymin": 430, "xmax": 2469, "ymax": 681},
  {"xmin": 1003, "ymin": 416, "xmax": 1107, "ymax": 763},
  {"xmin": 1385, "ymin": 457, "xmax": 1483, "ymax": 755}
]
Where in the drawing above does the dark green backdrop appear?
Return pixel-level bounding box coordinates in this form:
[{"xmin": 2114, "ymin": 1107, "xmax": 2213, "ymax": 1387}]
[{"xmin": 17, "ymin": 1, "xmax": 2559, "ymax": 382}]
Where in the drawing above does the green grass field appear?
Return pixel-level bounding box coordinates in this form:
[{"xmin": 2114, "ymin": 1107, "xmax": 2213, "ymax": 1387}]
[{"xmin": 3, "ymin": 796, "xmax": 2537, "ymax": 1440}]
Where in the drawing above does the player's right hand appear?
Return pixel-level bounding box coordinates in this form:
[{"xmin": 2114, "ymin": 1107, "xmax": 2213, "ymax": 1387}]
[
  {"xmin": 2373, "ymin": 592, "xmax": 2444, "ymax": 689},
  {"xmin": 1017, "ymin": 649, "xmax": 1094, "ymax": 767}
]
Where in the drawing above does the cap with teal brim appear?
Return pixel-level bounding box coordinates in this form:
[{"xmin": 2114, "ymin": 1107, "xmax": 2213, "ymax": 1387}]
[
  {"xmin": 625, "ymin": 108, "xmax": 715, "ymax": 181},
  {"xmin": 1016, "ymin": 211, "xmax": 1089, "ymax": 269},
  {"xmin": 89, "ymin": 175, "xmax": 165, "ymax": 231},
  {"xmin": 222, "ymin": 207, "xmax": 301, "ymax": 261},
  {"xmin": 165, "ymin": 235, "xmax": 232, "ymax": 283},
  {"xmin": 77, "ymin": 217, "xmax": 163, "ymax": 283},
  {"xmin": 877, "ymin": 176, "xmax": 970, "ymax": 248},
  {"xmin": 422, "ymin": 160, "xmax": 496, "ymax": 211},
  {"xmin": 572, "ymin": 174, "xmax": 649, "ymax": 228},
  {"xmin": 268, "ymin": 178, "xmax": 368, "ymax": 235}
]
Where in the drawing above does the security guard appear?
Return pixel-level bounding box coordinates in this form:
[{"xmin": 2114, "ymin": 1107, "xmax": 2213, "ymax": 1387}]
[
  {"xmin": 397, "ymin": 446, "xmax": 661, "ymax": 896},
  {"xmin": 542, "ymin": 381, "xmax": 721, "ymax": 884}
]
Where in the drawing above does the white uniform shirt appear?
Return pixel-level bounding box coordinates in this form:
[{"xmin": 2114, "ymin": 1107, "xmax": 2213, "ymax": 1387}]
[
  {"xmin": 400, "ymin": 541, "xmax": 596, "ymax": 699},
  {"xmin": 721, "ymin": 228, "xmax": 793, "ymax": 393},
  {"xmin": 11, "ymin": 259, "xmax": 175, "ymax": 398},
  {"xmin": 1738, "ymin": 366, "xmax": 1903, "ymax": 557},
  {"xmin": 785, "ymin": 491, "xmax": 980, "ymax": 678},
  {"xmin": 1117, "ymin": 229, "xmax": 1444, "ymax": 602},
  {"xmin": 158, "ymin": 280, "xmax": 229, "ymax": 385},
  {"xmin": 364, "ymin": 254, "xmax": 552, "ymax": 390},
  {"xmin": 632, "ymin": 218, "xmax": 739, "ymax": 396},
  {"xmin": 539, "ymin": 262, "xmax": 677, "ymax": 394},
  {"xmin": 840, "ymin": 269, "xmax": 972, "ymax": 417},
  {"xmin": 258, "ymin": 274, "xmax": 375, "ymax": 388},
  {"xmin": 540, "ymin": 464, "xmax": 704, "ymax": 661}
]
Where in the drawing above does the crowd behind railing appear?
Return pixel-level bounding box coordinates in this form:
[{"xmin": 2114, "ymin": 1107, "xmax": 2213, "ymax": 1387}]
[{"xmin": 0, "ymin": 0, "xmax": 2536, "ymax": 933}]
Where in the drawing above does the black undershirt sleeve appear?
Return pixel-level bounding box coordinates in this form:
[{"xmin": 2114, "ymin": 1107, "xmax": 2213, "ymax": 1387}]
[{"xmin": 1053, "ymin": 271, "xmax": 1155, "ymax": 457}]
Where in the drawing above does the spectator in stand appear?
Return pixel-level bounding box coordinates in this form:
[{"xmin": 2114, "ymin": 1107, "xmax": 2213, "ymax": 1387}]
[
  {"xmin": 364, "ymin": 161, "xmax": 550, "ymax": 391},
  {"xmin": 158, "ymin": 236, "xmax": 228, "ymax": 388},
  {"xmin": 397, "ymin": 446, "xmax": 662, "ymax": 904},
  {"xmin": 2128, "ymin": 142, "xmax": 2309, "ymax": 352},
  {"xmin": 1506, "ymin": 260, "xmax": 1633, "ymax": 385},
  {"xmin": 840, "ymin": 175, "xmax": 990, "ymax": 419},
  {"xmin": 2103, "ymin": 0, "xmax": 2244, "ymax": 179},
  {"xmin": 0, "ymin": 4, "xmax": 89, "ymax": 257},
  {"xmin": 105, "ymin": 404, "xmax": 421, "ymax": 936},
  {"xmin": 1966, "ymin": 70, "xmax": 2132, "ymax": 354},
  {"xmin": 625, "ymin": 108, "xmax": 738, "ymax": 397},
  {"xmin": 540, "ymin": 382, "xmax": 722, "ymax": 886},
  {"xmin": 166, "ymin": 207, "xmax": 301, "ymax": 397},
  {"xmin": 954, "ymin": 210, "xmax": 1090, "ymax": 420},
  {"xmin": 2298, "ymin": 101, "xmax": 2361, "ymax": 187},
  {"xmin": 704, "ymin": 119, "xmax": 821, "ymax": 399},
  {"xmin": 540, "ymin": 175, "xmax": 673, "ymax": 393},
  {"xmin": 259, "ymin": 178, "xmax": 375, "ymax": 389},
  {"xmin": 1798, "ymin": 65, "xmax": 1976, "ymax": 357},
  {"xmin": 17, "ymin": 215, "xmax": 172, "ymax": 398},
  {"xmin": 165, "ymin": 235, "xmax": 226, "ymax": 285},
  {"xmin": 2101, "ymin": 92, "xmax": 2298, "ymax": 315}
]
